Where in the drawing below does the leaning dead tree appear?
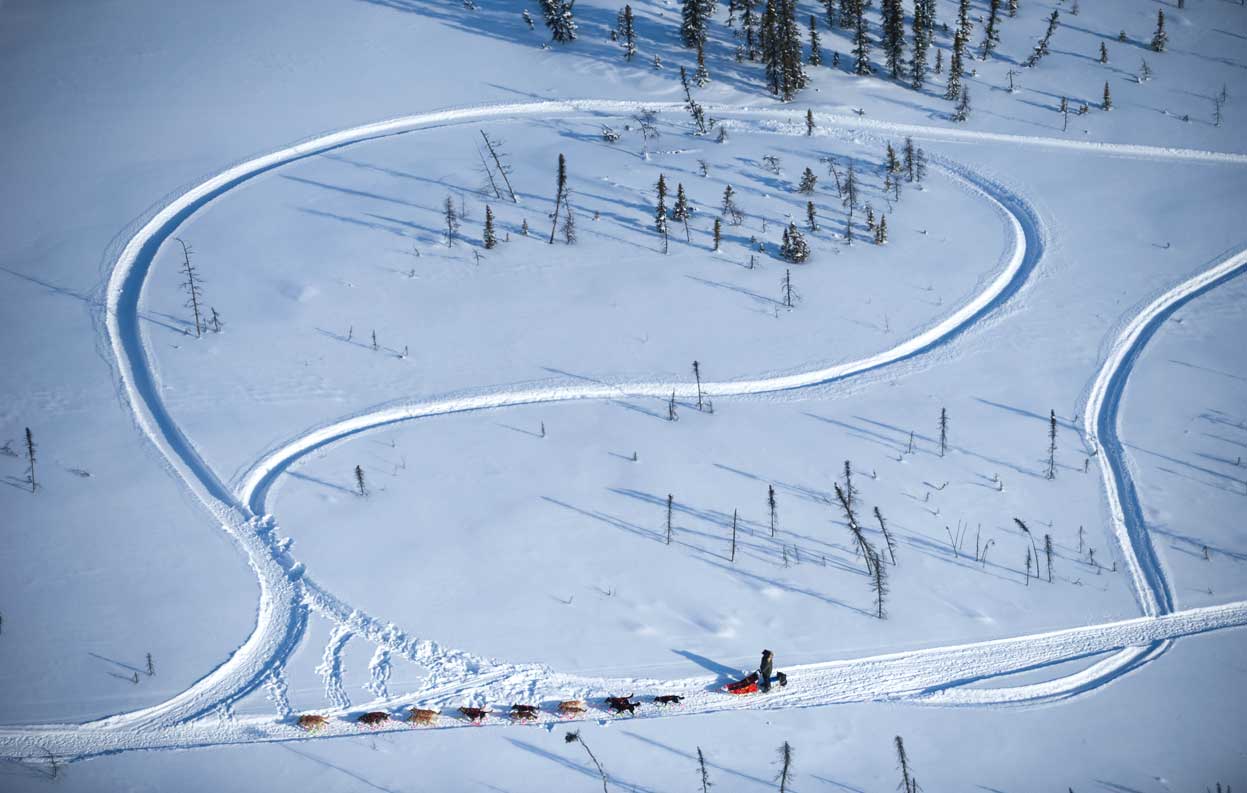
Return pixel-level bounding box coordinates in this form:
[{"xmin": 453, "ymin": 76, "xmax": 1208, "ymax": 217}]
[
  {"xmin": 874, "ymin": 506, "xmax": 896, "ymax": 564},
  {"xmin": 479, "ymin": 130, "xmax": 517, "ymax": 202},
  {"xmin": 834, "ymin": 483, "xmax": 875, "ymax": 574}
]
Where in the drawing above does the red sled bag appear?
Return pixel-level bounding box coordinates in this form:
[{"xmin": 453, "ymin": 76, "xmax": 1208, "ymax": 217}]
[{"xmin": 725, "ymin": 672, "xmax": 759, "ymax": 695}]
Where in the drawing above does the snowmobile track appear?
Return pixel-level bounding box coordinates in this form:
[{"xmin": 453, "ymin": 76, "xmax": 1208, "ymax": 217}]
[{"xmin": 4, "ymin": 100, "xmax": 1246, "ymax": 766}]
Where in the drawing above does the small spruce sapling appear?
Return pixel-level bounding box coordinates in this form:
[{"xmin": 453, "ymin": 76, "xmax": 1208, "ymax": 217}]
[
  {"xmin": 666, "ymin": 493, "xmax": 674, "ymax": 544},
  {"xmin": 1046, "ymin": 409, "xmax": 1058, "ymax": 479},
  {"xmin": 768, "ymin": 484, "xmax": 777, "ymax": 536},
  {"xmin": 938, "ymin": 407, "xmax": 948, "ymax": 457},
  {"xmin": 24, "ymin": 427, "xmax": 37, "ymax": 492},
  {"xmin": 798, "ymin": 167, "xmax": 817, "ymax": 194},
  {"xmin": 483, "ymin": 205, "xmax": 497, "ymax": 249},
  {"xmin": 1151, "ymin": 9, "xmax": 1167, "ymax": 53},
  {"xmin": 354, "ymin": 465, "xmax": 367, "ymax": 497},
  {"xmin": 1045, "ymin": 533, "xmax": 1054, "ymax": 583},
  {"xmin": 444, "ymin": 195, "xmax": 459, "ymax": 247}
]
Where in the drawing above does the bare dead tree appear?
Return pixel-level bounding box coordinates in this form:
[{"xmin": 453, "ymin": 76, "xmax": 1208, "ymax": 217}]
[
  {"xmin": 24, "ymin": 427, "xmax": 37, "ymax": 493},
  {"xmin": 475, "ymin": 143, "xmax": 502, "ymax": 199},
  {"xmin": 697, "ymin": 746, "xmax": 712, "ymax": 792},
  {"xmin": 731, "ymin": 508, "xmax": 738, "ymax": 562},
  {"xmin": 693, "ymin": 360, "xmax": 704, "ymax": 410},
  {"xmin": 479, "ymin": 130, "xmax": 517, "ymax": 202},
  {"xmin": 835, "ymin": 483, "xmax": 875, "ymax": 574},
  {"xmin": 776, "ymin": 741, "xmax": 794, "ymax": 793},
  {"xmin": 668, "ymin": 391, "xmax": 679, "ymax": 421},
  {"xmin": 1014, "ymin": 517, "xmax": 1041, "ymax": 569},
  {"xmin": 549, "ymin": 153, "xmax": 568, "ymax": 244},
  {"xmin": 565, "ymin": 731, "xmax": 609, "ymax": 793},
  {"xmin": 874, "ymin": 506, "xmax": 896, "ymax": 564},
  {"xmin": 895, "ymin": 736, "xmax": 916, "ymax": 793},
  {"xmin": 869, "ymin": 543, "xmax": 887, "ymax": 618},
  {"xmin": 175, "ymin": 237, "xmax": 203, "ymax": 337}
]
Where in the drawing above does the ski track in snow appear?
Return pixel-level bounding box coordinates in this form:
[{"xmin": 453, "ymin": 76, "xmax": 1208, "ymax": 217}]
[{"xmin": 4, "ymin": 100, "xmax": 1247, "ymax": 765}]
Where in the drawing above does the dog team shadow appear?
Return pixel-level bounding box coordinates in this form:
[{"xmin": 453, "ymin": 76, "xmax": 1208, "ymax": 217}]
[{"xmin": 672, "ymin": 649, "xmax": 744, "ymax": 691}]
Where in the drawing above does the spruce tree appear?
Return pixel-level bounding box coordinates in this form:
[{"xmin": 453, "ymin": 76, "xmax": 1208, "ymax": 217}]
[
  {"xmin": 874, "ymin": 213, "xmax": 888, "ymax": 243},
  {"xmin": 953, "ymin": 84, "xmax": 971, "ymax": 121},
  {"xmin": 713, "ymin": 217, "xmax": 723, "ymax": 251},
  {"xmin": 880, "ymin": 0, "xmax": 906, "ymax": 79},
  {"xmin": 839, "ymin": 0, "xmax": 856, "ymax": 29},
  {"xmin": 722, "ymin": 184, "xmax": 743, "ymax": 224},
  {"xmin": 549, "ymin": 153, "xmax": 568, "ymax": 244},
  {"xmin": 842, "ymin": 162, "xmax": 858, "ymax": 210},
  {"xmin": 682, "ymin": 0, "xmax": 710, "ymax": 48},
  {"xmin": 852, "ymin": 1, "xmax": 870, "ymax": 75},
  {"xmin": 672, "ymin": 183, "xmax": 691, "ymax": 242},
  {"xmin": 806, "ymin": 200, "xmax": 818, "ymax": 231},
  {"xmin": 541, "ymin": 0, "xmax": 578, "ymax": 43},
  {"xmin": 911, "ymin": 0, "xmax": 930, "ymax": 89},
  {"xmin": 798, "ymin": 166, "xmax": 817, "ymax": 193},
  {"xmin": 903, "ymin": 137, "xmax": 916, "ymax": 181},
  {"xmin": 1046, "ymin": 409, "xmax": 1058, "ymax": 479},
  {"xmin": 619, "ymin": 5, "xmax": 637, "ymax": 60},
  {"xmin": 809, "ymin": 15, "xmax": 822, "ymax": 65},
  {"xmin": 768, "ymin": 484, "xmax": 777, "ymax": 536},
  {"xmin": 1099, "ymin": 42, "xmax": 1108, "ymax": 64},
  {"xmin": 483, "ymin": 205, "xmax": 497, "ymax": 249},
  {"xmin": 1102, "ymin": 81, "xmax": 1112, "ymax": 110},
  {"xmin": 1151, "ymin": 9, "xmax": 1167, "ymax": 53},
  {"xmin": 780, "ymin": 222, "xmax": 810, "ymax": 262},
  {"xmin": 938, "ymin": 407, "xmax": 948, "ymax": 457},
  {"xmin": 945, "ymin": 29, "xmax": 966, "ymax": 100},
  {"xmin": 1024, "ymin": 9, "xmax": 1060, "ymax": 68},
  {"xmin": 980, "ymin": 0, "xmax": 1002, "ymax": 60},
  {"xmin": 695, "ymin": 41, "xmax": 711, "ymax": 86},
  {"xmin": 761, "ymin": 0, "xmax": 782, "ymax": 94},
  {"xmin": 354, "ymin": 465, "xmax": 367, "ymax": 497},
  {"xmin": 806, "ymin": 107, "xmax": 815, "ymax": 135},
  {"xmin": 742, "ymin": 0, "xmax": 760, "ymax": 60},
  {"xmin": 655, "ymin": 174, "xmax": 670, "ymax": 253}
]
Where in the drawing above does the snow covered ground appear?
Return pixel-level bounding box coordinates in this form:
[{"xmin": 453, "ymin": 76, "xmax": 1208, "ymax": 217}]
[{"xmin": 1, "ymin": 0, "xmax": 1245, "ymax": 789}]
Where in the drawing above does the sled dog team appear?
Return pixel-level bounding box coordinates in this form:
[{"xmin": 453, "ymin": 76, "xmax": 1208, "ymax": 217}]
[{"xmin": 297, "ymin": 650, "xmax": 785, "ymax": 732}]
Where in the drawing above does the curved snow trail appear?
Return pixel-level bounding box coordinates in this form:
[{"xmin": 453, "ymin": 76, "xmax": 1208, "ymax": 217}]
[
  {"xmin": 238, "ymin": 153, "xmax": 1039, "ymax": 510},
  {"xmin": 2, "ymin": 99, "xmax": 1241, "ymax": 765},
  {"xmin": 1084, "ymin": 246, "xmax": 1247, "ymax": 618}
]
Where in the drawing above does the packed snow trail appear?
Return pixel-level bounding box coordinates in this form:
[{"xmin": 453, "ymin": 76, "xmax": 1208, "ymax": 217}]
[
  {"xmin": 0, "ymin": 601, "xmax": 1242, "ymax": 760},
  {"xmin": 3, "ymin": 99, "xmax": 1239, "ymax": 766}
]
